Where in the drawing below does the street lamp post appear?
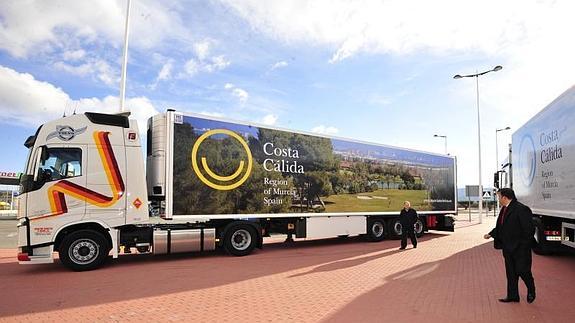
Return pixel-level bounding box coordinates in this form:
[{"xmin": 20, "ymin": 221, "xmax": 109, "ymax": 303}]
[
  {"xmin": 454, "ymin": 65, "xmax": 502, "ymax": 224},
  {"xmin": 434, "ymin": 134, "xmax": 448, "ymax": 154},
  {"xmin": 495, "ymin": 126, "xmax": 511, "ymax": 213}
]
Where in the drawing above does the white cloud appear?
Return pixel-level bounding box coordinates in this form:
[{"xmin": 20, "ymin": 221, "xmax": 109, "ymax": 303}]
[
  {"xmin": 150, "ymin": 59, "xmax": 175, "ymax": 90},
  {"xmin": 62, "ymin": 49, "xmax": 86, "ymax": 61},
  {"xmin": 271, "ymin": 61, "xmax": 288, "ymax": 70},
  {"xmin": 183, "ymin": 55, "xmax": 230, "ymax": 77},
  {"xmin": 0, "ymin": 65, "xmax": 157, "ymax": 134},
  {"xmin": 184, "ymin": 59, "xmax": 200, "ymax": 76},
  {"xmin": 0, "ymin": 66, "xmax": 69, "ymax": 126},
  {"xmin": 53, "ymin": 62, "xmax": 92, "ymax": 77},
  {"xmin": 311, "ymin": 125, "xmax": 339, "ymax": 135},
  {"xmin": 224, "ymin": 83, "xmax": 249, "ymax": 103},
  {"xmin": 232, "ymin": 88, "xmax": 249, "ymax": 103},
  {"xmin": 0, "ymin": 0, "xmax": 189, "ymax": 58},
  {"xmin": 194, "ymin": 41, "xmax": 211, "ymax": 60},
  {"xmin": 219, "ymin": 0, "xmax": 574, "ymax": 63},
  {"xmin": 53, "ymin": 59, "xmax": 118, "ymax": 87},
  {"xmin": 261, "ymin": 114, "xmax": 278, "ymax": 125},
  {"xmin": 157, "ymin": 61, "xmax": 173, "ymax": 81},
  {"xmin": 205, "ymin": 55, "xmax": 230, "ymax": 72},
  {"xmin": 179, "ymin": 40, "xmax": 230, "ymax": 77}
]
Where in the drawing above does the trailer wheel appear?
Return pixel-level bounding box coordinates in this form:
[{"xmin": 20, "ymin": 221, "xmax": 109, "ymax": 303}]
[
  {"xmin": 390, "ymin": 219, "xmax": 403, "ymax": 239},
  {"xmin": 223, "ymin": 223, "xmax": 257, "ymax": 256},
  {"xmin": 414, "ymin": 218, "xmax": 425, "ymax": 237},
  {"xmin": 532, "ymin": 218, "xmax": 552, "ymax": 255},
  {"xmin": 59, "ymin": 230, "xmax": 110, "ymax": 271},
  {"xmin": 367, "ymin": 218, "xmax": 386, "ymax": 242}
]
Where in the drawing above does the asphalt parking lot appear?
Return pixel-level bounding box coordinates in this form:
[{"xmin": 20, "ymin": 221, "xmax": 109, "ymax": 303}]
[{"xmin": 0, "ymin": 215, "xmax": 574, "ymax": 322}]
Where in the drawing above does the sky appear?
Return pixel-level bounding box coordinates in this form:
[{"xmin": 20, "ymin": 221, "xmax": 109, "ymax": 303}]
[{"xmin": 1, "ymin": 0, "xmax": 574, "ymax": 189}]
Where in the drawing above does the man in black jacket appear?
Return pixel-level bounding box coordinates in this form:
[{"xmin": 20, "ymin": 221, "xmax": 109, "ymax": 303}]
[
  {"xmin": 484, "ymin": 188, "xmax": 536, "ymax": 303},
  {"xmin": 399, "ymin": 201, "xmax": 418, "ymax": 250}
]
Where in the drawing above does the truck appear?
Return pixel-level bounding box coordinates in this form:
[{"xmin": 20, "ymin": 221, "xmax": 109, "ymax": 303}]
[
  {"xmin": 17, "ymin": 110, "xmax": 456, "ymax": 271},
  {"xmin": 494, "ymin": 85, "xmax": 575, "ymax": 254}
]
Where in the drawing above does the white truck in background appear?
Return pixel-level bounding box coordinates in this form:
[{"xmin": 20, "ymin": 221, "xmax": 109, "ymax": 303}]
[
  {"xmin": 495, "ymin": 85, "xmax": 575, "ymax": 254},
  {"xmin": 17, "ymin": 110, "xmax": 456, "ymax": 271}
]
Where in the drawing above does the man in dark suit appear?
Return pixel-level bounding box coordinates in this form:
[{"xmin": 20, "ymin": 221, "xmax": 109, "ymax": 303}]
[
  {"xmin": 484, "ymin": 188, "xmax": 536, "ymax": 303},
  {"xmin": 399, "ymin": 201, "xmax": 418, "ymax": 250}
]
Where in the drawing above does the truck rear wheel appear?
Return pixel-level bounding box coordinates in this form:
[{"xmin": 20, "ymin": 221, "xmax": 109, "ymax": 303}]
[
  {"xmin": 414, "ymin": 218, "xmax": 425, "ymax": 237},
  {"xmin": 223, "ymin": 223, "xmax": 257, "ymax": 256},
  {"xmin": 59, "ymin": 230, "xmax": 110, "ymax": 271},
  {"xmin": 390, "ymin": 219, "xmax": 402, "ymax": 239},
  {"xmin": 367, "ymin": 218, "xmax": 386, "ymax": 242},
  {"xmin": 532, "ymin": 218, "xmax": 552, "ymax": 255}
]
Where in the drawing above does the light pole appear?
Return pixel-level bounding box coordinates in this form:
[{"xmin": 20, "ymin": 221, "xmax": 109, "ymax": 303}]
[
  {"xmin": 495, "ymin": 126, "xmax": 511, "ymax": 212},
  {"xmin": 454, "ymin": 65, "xmax": 502, "ymax": 224},
  {"xmin": 434, "ymin": 134, "xmax": 448, "ymax": 154}
]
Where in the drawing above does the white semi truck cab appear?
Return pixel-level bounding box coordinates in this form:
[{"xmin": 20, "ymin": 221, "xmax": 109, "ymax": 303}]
[{"xmin": 18, "ymin": 111, "xmax": 456, "ymax": 271}]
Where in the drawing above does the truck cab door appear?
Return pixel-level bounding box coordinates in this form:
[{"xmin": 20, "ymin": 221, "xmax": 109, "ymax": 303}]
[{"xmin": 25, "ymin": 145, "xmax": 87, "ymax": 226}]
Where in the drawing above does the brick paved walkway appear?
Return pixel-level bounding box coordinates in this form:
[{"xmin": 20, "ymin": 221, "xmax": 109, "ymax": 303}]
[{"xmin": 0, "ymin": 216, "xmax": 573, "ymax": 322}]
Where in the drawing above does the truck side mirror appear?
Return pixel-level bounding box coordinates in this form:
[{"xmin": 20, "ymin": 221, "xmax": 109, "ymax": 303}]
[
  {"xmin": 493, "ymin": 172, "xmax": 500, "ymax": 189},
  {"xmin": 19, "ymin": 174, "xmax": 34, "ymax": 193}
]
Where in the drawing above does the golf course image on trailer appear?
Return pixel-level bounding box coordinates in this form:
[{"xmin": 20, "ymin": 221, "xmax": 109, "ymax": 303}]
[{"xmin": 172, "ymin": 115, "xmax": 455, "ymax": 216}]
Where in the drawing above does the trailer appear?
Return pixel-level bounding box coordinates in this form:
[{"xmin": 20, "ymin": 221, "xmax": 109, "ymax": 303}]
[
  {"xmin": 17, "ymin": 110, "xmax": 456, "ymax": 271},
  {"xmin": 495, "ymin": 85, "xmax": 575, "ymax": 254}
]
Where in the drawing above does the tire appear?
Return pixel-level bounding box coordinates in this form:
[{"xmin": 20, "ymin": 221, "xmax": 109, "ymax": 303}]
[
  {"xmin": 367, "ymin": 218, "xmax": 386, "ymax": 242},
  {"xmin": 414, "ymin": 218, "xmax": 425, "ymax": 238},
  {"xmin": 532, "ymin": 218, "xmax": 552, "ymax": 255},
  {"xmin": 59, "ymin": 230, "xmax": 110, "ymax": 271},
  {"xmin": 223, "ymin": 223, "xmax": 258, "ymax": 256},
  {"xmin": 390, "ymin": 218, "xmax": 402, "ymax": 239}
]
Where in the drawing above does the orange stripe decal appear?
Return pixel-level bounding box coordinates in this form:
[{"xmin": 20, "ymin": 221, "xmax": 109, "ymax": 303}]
[{"xmin": 31, "ymin": 131, "xmax": 125, "ymax": 221}]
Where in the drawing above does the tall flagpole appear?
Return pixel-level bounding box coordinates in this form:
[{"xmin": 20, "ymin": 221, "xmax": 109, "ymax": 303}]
[{"xmin": 119, "ymin": 0, "xmax": 132, "ymax": 113}]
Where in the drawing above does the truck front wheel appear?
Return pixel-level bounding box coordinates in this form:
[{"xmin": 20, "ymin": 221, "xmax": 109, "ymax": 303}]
[
  {"xmin": 59, "ymin": 230, "xmax": 110, "ymax": 271},
  {"xmin": 223, "ymin": 223, "xmax": 258, "ymax": 256}
]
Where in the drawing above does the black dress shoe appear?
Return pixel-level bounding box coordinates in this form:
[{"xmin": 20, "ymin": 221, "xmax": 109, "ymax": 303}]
[
  {"xmin": 498, "ymin": 297, "xmax": 520, "ymax": 303},
  {"xmin": 399, "ymin": 247, "xmax": 406, "ymax": 250},
  {"xmin": 527, "ymin": 292, "xmax": 536, "ymax": 303}
]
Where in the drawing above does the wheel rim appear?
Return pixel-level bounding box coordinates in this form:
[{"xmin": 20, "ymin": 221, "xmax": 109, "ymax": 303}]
[
  {"xmin": 231, "ymin": 229, "xmax": 252, "ymax": 251},
  {"xmin": 371, "ymin": 222, "xmax": 384, "ymax": 237},
  {"xmin": 394, "ymin": 222, "xmax": 402, "ymax": 235},
  {"xmin": 69, "ymin": 239, "xmax": 99, "ymax": 265},
  {"xmin": 414, "ymin": 220, "xmax": 423, "ymax": 234}
]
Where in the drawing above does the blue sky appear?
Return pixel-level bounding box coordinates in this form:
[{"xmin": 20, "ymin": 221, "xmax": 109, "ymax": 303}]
[{"xmin": 1, "ymin": 0, "xmax": 575, "ymax": 188}]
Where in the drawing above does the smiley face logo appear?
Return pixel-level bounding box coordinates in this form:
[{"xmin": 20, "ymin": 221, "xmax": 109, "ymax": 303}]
[
  {"xmin": 517, "ymin": 134, "xmax": 536, "ymax": 187},
  {"xmin": 191, "ymin": 129, "xmax": 253, "ymax": 190}
]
